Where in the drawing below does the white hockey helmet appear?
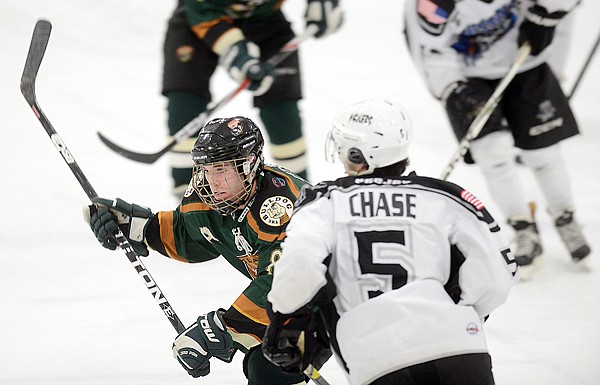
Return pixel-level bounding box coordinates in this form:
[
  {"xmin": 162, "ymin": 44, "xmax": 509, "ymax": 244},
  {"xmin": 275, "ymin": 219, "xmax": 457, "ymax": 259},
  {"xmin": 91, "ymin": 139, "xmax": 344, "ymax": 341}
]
[{"xmin": 325, "ymin": 99, "xmax": 413, "ymax": 175}]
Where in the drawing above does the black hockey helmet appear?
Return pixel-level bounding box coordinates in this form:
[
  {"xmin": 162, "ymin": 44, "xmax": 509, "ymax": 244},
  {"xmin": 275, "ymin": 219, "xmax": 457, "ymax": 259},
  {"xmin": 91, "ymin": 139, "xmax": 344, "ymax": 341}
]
[
  {"xmin": 192, "ymin": 116, "xmax": 264, "ymax": 165},
  {"xmin": 190, "ymin": 117, "xmax": 264, "ymax": 215}
]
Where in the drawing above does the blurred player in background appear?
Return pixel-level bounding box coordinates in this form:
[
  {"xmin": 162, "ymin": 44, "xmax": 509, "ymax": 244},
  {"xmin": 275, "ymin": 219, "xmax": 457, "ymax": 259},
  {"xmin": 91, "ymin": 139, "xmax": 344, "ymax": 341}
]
[
  {"xmin": 163, "ymin": 0, "xmax": 342, "ymax": 196},
  {"xmin": 404, "ymin": 0, "xmax": 591, "ymax": 275}
]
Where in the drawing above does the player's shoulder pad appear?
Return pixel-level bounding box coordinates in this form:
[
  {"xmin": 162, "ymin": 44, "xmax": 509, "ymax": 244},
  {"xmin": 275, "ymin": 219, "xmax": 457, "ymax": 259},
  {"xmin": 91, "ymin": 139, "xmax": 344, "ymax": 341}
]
[
  {"xmin": 249, "ymin": 166, "xmax": 310, "ymax": 232},
  {"xmin": 416, "ymin": 0, "xmax": 455, "ymax": 36},
  {"xmin": 406, "ymin": 172, "xmax": 500, "ymax": 230},
  {"xmin": 294, "ymin": 177, "xmax": 356, "ymax": 209},
  {"xmin": 405, "ymin": 172, "xmax": 485, "ymax": 210}
]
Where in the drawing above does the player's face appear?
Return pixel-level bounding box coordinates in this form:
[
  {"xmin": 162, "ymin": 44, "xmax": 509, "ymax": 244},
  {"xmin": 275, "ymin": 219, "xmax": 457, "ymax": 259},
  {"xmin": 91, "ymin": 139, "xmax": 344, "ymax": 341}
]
[{"xmin": 203, "ymin": 161, "xmax": 245, "ymax": 202}]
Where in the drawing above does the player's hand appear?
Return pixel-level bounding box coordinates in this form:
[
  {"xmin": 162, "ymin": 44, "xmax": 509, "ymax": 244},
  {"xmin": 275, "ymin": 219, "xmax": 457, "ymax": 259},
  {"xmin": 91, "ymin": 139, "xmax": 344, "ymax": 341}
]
[
  {"xmin": 518, "ymin": 5, "xmax": 566, "ymax": 56},
  {"xmin": 305, "ymin": 0, "xmax": 343, "ymax": 38},
  {"xmin": 220, "ymin": 40, "xmax": 275, "ymax": 96},
  {"xmin": 83, "ymin": 197, "xmax": 152, "ymax": 256},
  {"xmin": 172, "ymin": 310, "xmax": 235, "ymax": 378},
  {"xmin": 262, "ymin": 303, "xmax": 319, "ymax": 375},
  {"xmin": 444, "ymin": 79, "xmax": 503, "ymax": 134}
]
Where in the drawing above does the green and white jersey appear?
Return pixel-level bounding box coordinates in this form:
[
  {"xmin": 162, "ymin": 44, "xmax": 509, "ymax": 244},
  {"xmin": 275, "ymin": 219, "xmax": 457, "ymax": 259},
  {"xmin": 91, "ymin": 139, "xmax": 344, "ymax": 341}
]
[{"xmin": 146, "ymin": 164, "xmax": 308, "ymax": 349}]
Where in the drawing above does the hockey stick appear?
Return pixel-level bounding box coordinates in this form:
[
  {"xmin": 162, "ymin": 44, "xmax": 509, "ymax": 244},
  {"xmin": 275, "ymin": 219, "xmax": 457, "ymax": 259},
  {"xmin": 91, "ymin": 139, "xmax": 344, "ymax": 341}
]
[
  {"xmin": 304, "ymin": 365, "xmax": 332, "ymax": 385},
  {"xmin": 97, "ymin": 24, "xmax": 319, "ymax": 164},
  {"xmin": 440, "ymin": 43, "xmax": 531, "ymax": 180},
  {"xmin": 22, "ymin": 20, "xmax": 331, "ymax": 385},
  {"xmin": 568, "ymin": 30, "xmax": 600, "ymax": 101},
  {"xmin": 21, "ymin": 19, "xmax": 186, "ymax": 334}
]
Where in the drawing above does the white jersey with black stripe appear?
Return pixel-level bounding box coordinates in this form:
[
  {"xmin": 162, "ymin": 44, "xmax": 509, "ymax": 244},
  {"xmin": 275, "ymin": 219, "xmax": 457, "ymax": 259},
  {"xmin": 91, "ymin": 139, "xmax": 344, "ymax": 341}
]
[
  {"xmin": 268, "ymin": 172, "xmax": 518, "ymax": 385},
  {"xmin": 403, "ymin": 0, "xmax": 579, "ymax": 98}
]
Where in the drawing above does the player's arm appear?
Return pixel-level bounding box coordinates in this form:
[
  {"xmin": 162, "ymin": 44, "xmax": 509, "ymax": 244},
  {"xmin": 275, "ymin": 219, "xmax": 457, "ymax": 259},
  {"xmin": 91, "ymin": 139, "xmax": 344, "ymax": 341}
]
[
  {"xmin": 405, "ymin": 0, "xmax": 464, "ymax": 99},
  {"xmin": 449, "ymin": 206, "xmax": 518, "ymax": 318},
  {"xmin": 84, "ymin": 197, "xmax": 219, "ymax": 262},
  {"xmin": 518, "ymin": 0, "xmax": 579, "ymax": 56},
  {"xmin": 150, "ymin": 209, "xmax": 221, "ymax": 263},
  {"xmin": 170, "ymin": 274, "xmax": 274, "ymax": 378},
  {"xmin": 183, "ymin": 0, "xmax": 274, "ymax": 95},
  {"xmin": 262, "ymin": 189, "xmax": 335, "ymax": 373}
]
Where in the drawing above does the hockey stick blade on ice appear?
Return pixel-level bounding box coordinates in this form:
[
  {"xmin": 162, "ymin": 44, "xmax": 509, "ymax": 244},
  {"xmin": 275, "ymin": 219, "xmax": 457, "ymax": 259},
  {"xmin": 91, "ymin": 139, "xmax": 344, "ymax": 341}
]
[
  {"xmin": 97, "ymin": 24, "xmax": 319, "ymax": 164},
  {"xmin": 20, "ymin": 19, "xmax": 186, "ymax": 334},
  {"xmin": 440, "ymin": 42, "xmax": 531, "ymax": 180}
]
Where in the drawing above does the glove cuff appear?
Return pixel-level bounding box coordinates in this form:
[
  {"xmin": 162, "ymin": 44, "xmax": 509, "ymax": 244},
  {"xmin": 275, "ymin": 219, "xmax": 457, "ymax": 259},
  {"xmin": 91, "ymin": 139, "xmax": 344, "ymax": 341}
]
[
  {"xmin": 213, "ymin": 28, "xmax": 245, "ymax": 56},
  {"xmin": 526, "ymin": 5, "xmax": 565, "ymax": 27},
  {"xmin": 441, "ymin": 81, "xmax": 466, "ymax": 104},
  {"xmin": 129, "ymin": 216, "xmax": 150, "ymax": 243}
]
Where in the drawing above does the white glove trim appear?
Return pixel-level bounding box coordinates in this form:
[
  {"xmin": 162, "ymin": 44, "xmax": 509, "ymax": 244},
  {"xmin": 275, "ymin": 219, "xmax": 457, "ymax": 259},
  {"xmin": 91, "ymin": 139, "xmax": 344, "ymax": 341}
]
[
  {"xmin": 213, "ymin": 28, "xmax": 244, "ymax": 56},
  {"xmin": 130, "ymin": 216, "xmax": 150, "ymax": 242}
]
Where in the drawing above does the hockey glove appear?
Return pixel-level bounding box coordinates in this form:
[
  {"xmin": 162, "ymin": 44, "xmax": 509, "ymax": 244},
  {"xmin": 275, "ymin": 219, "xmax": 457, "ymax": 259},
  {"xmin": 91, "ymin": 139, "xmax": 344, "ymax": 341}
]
[
  {"xmin": 220, "ymin": 40, "xmax": 274, "ymax": 96},
  {"xmin": 306, "ymin": 0, "xmax": 343, "ymax": 38},
  {"xmin": 444, "ymin": 79, "xmax": 504, "ymax": 163},
  {"xmin": 172, "ymin": 310, "xmax": 235, "ymax": 378},
  {"xmin": 518, "ymin": 5, "xmax": 566, "ymax": 56},
  {"xmin": 83, "ymin": 197, "xmax": 152, "ymax": 256},
  {"xmin": 262, "ymin": 303, "xmax": 324, "ymax": 375}
]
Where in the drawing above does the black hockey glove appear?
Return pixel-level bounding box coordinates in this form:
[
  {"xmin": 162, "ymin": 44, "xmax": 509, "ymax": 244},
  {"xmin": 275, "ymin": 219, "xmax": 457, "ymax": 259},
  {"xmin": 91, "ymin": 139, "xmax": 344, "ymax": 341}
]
[
  {"xmin": 172, "ymin": 310, "xmax": 235, "ymax": 378},
  {"xmin": 262, "ymin": 303, "xmax": 325, "ymax": 375},
  {"xmin": 83, "ymin": 197, "xmax": 152, "ymax": 256},
  {"xmin": 518, "ymin": 5, "xmax": 566, "ymax": 56},
  {"xmin": 305, "ymin": 0, "xmax": 343, "ymax": 38},
  {"xmin": 444, "ymin": 80, "xmax": 504, "ymax": 164},
  {"xmin": 220, "ymin": 40, "xmax": 275, "ymax": 96}
]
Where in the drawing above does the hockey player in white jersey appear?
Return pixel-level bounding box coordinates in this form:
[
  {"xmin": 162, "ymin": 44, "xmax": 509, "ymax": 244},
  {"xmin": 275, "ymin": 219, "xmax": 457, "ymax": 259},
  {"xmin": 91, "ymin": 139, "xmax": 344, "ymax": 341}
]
[
  {"xmin": 262, "ymin": 99, "xmax": 518, "ymax": 385},
  {"xmin": 404, "ymin": 0, "xmax": 591, "ymax": 271}
]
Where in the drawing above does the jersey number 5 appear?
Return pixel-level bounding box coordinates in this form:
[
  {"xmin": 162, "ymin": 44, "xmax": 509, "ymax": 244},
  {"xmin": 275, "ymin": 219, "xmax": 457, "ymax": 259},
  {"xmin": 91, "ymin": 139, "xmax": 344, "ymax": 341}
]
[{"xmin": 355, "ymin": 230, "xmax": 409, "ymax": 299}]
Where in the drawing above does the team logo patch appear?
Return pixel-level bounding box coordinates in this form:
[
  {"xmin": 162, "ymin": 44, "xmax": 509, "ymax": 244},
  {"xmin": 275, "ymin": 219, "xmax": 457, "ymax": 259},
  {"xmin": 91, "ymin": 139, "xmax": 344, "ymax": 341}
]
[
  {"xmin": 175, "ymin": 45, "xmax": 194, "ymax": 62},
  {"xmin": 466, "ymin": 322, "xmax": 479, "ymax": 335},
  {"xmin": 259, "ymin": 196, "xmax": 293, "ymax": 227},
  {"xmin": 460, "ymin": 190, "xmax": 484, "ymax": 210},
  {"xmin": 272, "ymin": 177, "xmax": 286, "ymax": 188},
  {"xmin": 536, "ymin": 100, "xmax": 556, "ymax": 123},
  {"xmin": 227, "ymin": 119, "xmax": 243, "ymax": 135}
]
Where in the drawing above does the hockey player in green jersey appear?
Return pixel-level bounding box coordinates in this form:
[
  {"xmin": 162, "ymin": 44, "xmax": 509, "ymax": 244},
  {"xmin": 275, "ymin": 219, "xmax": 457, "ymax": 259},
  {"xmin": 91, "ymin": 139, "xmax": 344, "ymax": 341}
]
[
  {"xmin": 163, "ymin": 0, "xmax": 343, "ymax": 194},
  {"xmin": 85, "ymin": 116, "xmax": 322, "ymax": 384}
]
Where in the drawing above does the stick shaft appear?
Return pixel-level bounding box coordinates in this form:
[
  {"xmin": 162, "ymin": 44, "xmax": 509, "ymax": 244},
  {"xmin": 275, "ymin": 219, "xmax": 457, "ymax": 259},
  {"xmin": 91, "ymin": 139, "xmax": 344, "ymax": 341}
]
[{"xmin": 21, "ymin": 19, "xmax": 186, "ymax": 334}]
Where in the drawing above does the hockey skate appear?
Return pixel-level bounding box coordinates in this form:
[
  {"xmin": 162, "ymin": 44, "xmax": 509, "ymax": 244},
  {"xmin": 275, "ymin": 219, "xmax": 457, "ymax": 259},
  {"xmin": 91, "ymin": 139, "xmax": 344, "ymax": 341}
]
[
  {"xmin": 508, "ymin": 217, "xmax": 542, "ymax": 279},
  {"xmin": 554, "ymin": 209, "xmax": 591, "ymax": 264}
]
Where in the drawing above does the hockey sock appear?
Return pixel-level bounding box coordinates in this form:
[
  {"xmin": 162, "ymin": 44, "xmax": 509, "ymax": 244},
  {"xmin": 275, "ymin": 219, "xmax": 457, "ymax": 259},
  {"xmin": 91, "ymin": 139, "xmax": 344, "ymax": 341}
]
[
  {"xmin": 519, "ymin": 144, "xmax": 574, "ymax": 216},
  {"xmin": 167, "ymin": 92, "xmax": 208, "ymax": 190},
  {"xmin": 259, "ymin": 101, "xmax": 308, "ymax": 179},
  {"xmin": 469, "ymin": 131, "xmax": 531, "ymax": 219}
]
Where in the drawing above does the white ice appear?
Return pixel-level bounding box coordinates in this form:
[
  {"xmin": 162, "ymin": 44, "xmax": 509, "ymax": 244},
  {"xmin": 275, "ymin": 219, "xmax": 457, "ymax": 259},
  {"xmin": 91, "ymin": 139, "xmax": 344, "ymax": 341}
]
[{"xmin": 1, "ymin": 1, "xmax": 599, "ymax": 384}]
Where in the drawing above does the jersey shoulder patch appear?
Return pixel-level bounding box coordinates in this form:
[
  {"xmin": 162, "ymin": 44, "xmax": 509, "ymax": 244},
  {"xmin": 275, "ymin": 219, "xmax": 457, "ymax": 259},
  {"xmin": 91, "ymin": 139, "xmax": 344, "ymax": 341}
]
[{"xmin": 247, "ymin": 168, "xmax": 309, "ymax": 237}]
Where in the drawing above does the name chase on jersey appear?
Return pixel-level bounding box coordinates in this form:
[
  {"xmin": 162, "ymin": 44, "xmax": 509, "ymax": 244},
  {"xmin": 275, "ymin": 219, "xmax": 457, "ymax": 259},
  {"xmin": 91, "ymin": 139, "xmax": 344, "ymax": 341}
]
[{"xmin": 350, "ymin": 177, "xmax": 417, "ymax": 218}]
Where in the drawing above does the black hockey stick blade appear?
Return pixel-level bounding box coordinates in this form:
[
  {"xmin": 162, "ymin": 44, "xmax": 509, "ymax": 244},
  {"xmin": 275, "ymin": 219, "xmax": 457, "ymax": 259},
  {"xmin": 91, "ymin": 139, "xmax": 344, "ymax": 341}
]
[
  {"xmin": 21, "ymin": 19, "xmax": 52, "ymax": 105},
  {"xmin": 96, "ymin": 26, "xmax": 318, "ymax": 164},
  {"xmin": 96, "ymin": 78, "xmax": 248, "ymax": 164},
  {"xmin": 97, "ymin": 130, "xmax": 171, "ymax": 164},
  {"xmin": 96, "ymin": 104, "xmax": 217, "ymax": 164}
]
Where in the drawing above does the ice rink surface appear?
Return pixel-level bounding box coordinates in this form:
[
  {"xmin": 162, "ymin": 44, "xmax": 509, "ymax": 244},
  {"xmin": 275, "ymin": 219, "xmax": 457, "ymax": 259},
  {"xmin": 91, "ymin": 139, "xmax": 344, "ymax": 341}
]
[{"xmin": 1, "ymin": 1, "xmax": 598, "ymax": 384}]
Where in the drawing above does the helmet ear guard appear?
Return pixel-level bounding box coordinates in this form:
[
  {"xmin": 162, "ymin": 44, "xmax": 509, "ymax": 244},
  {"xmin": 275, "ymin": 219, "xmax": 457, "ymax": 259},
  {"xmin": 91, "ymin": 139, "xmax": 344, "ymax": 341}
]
[{"xmin": 347, "ymin": 147, "xmax": 367, "ymax": 165}]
